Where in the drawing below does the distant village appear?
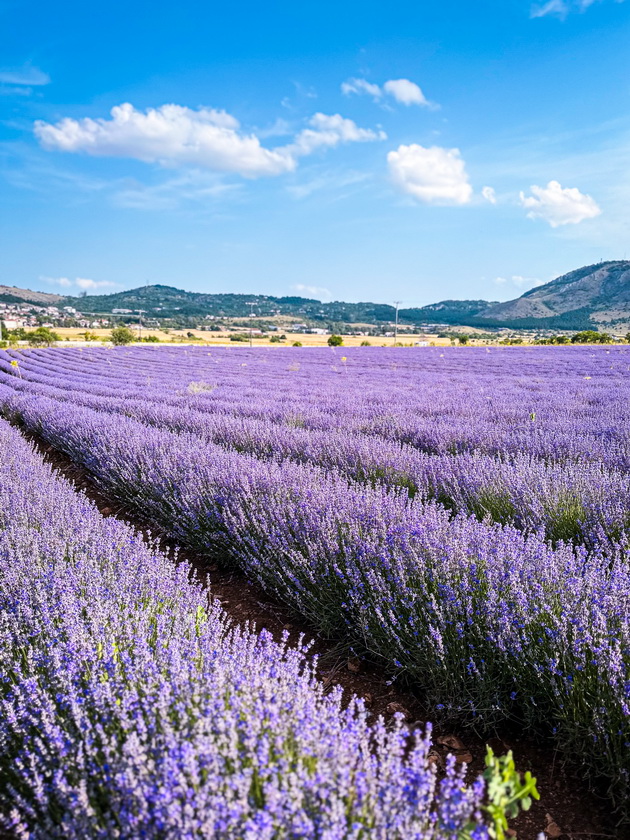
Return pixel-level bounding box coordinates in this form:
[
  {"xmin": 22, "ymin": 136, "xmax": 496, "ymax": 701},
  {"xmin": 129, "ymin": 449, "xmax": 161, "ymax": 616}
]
[{"xmin": 0, "ymin": 301, "xmax": 110, "ymax": 331}]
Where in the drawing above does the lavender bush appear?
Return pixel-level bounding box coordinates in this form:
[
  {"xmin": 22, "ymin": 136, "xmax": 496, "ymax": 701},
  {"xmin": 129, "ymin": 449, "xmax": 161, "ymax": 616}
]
[
  {"xmin": 1, "ymin": 347, "xmax": 630, "ymax": 547},
  {"xmin": 0, "ymin": 346, "xmax": 628, "ymax": 819},
  {"xmin": 0, "ymin": 418, "xmax": 499, "ymax": 839}
]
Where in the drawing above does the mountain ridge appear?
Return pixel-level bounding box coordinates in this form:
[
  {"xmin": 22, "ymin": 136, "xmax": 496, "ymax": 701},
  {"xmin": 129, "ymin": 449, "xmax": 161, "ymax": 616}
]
[
  {"xmin": 474, "ymin": 260, "xmax": 630, "ymax": 330},
  {"xmin": 2, "ymin": 260, "xmax": 629, "ymax": 331}
]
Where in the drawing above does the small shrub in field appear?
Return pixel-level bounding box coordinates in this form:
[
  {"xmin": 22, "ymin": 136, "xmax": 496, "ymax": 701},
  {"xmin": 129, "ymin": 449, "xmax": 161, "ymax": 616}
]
[
  {"xmin": 110, "ymin": 326, "xmax": 135, "ymax": 345},
  {"xmin": 328, "ymin": 334, "xmax": 343, "ymax": 346},
  {"xmin": 292, "ymin": 341, "xmax": 302, "ymax": 347},
  {"xmin": 27, "ymin": 327, "xmax": 60, "ymax": 347}
]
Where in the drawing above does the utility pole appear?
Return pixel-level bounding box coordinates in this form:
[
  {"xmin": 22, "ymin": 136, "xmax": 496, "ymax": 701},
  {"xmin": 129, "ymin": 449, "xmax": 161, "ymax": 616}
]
[
  {"xmin": 393, "ymin": 301, "xmax": 402, "ymax": 346},
  {"xmin": 247, "ymin": 301, "xmax": 256, "ymax": 347},
  {"xmin": 135, "ymin": 310, "xmax": 145, "ymax": 340}
]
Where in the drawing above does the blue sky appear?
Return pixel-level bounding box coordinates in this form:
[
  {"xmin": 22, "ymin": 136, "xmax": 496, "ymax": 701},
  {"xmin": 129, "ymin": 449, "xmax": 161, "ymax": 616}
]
[{"xmin": 1, "ymin": 0, "xmax": 629, "ymax": 306}]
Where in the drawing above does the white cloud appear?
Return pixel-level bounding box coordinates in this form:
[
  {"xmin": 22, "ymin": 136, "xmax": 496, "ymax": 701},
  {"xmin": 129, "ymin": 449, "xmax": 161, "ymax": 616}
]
[
  {"xmin": 75, "ymin": 277, "xmax": 117, "ymax": 290},
  {"xmin": 35, "ymin": 103, "xmax": 385, "ymax": 178},
  {"xmin": 383, "ymin": 79, "xmax": 429, "ymax": 106},
  {"xmin": 48, "ymin": 276, "xmax": 72, "ymax": 287},
  {"xmin": 35, "ymin": 103, "xmax": 294, "ymax": 178},
  {"xmin": 40, "ymin": 275, "xmax": 118, "ymax": 291},
  {"xmin": 482, "ymin": 186, "xmax": 497, "ymax": 204},
  {"xmin": 286, "ymin": 113, "xmax": 386, "ymax": 157},
  {"xmin": 292, "ymin": 283, "xmax": 332, "ymax": 300},
  {"xmin": 341, "ymin": 78, "xmax": 382, "ymax": 99},
  {"xmin": 0, "ymin": 64, "xmax": 50, "ymax": 86},
  {"xmin": 387, "ymin": 144, "xmax": 473, "ymax": 205},
  {"xmin": 341, "ymin": 77, "xmax": 435, "ymax": 108},
  {"xmin": 519, "ymin": 179, "xmax": 601, "ymax": 227}
]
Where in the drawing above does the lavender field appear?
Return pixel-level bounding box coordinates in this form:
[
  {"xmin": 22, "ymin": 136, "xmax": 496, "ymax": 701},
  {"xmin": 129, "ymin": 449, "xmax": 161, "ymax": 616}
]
[{"xmin": 1, "ymin": 344, "xmax": 629, "ymax": 832}]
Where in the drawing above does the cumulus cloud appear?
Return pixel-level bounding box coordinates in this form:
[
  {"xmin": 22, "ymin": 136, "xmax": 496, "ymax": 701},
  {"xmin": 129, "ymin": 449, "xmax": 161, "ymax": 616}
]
[
  {"xmin": 482, "ymin": 186, "xmax": 497, "ymax": 204},
  {"xmin": 35, "ymin": 103, "xmax": 385, "ymax": 178},
  {"xmin": 383, "ymin": 79, "xmax": 429, "ymax": 106},
  {"xmin": 519, "ymin": 180, "xmax": 601, "ymax": 227},
  {"xmin": 41, "ymin": 275, "xmax": 118, "ymax": 291},
  {"xmin": 35, "ymin": 103, "xmax": 295, "ymax": 178},
  {"xmin": 286, "ymin": 113, "xmax": 386, "ymax": 157},
  {"xmin": 342, "ymin": 77, "xmax": 435, "ymax": 107},
  {"xmin": 292, "ymin": 283, "xmax": 332, "ymax": 300},
  {"xmin": 387, "ymin": 144, "xmax": 473, "ymax": 205}
]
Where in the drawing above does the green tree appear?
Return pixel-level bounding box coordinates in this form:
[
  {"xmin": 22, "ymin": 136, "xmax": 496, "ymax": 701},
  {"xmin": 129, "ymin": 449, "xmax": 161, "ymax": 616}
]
[
  {"xmin": 27, "ymin": 327, "xmax": 60, "ymax": 347},
  {"xmin": 0, "ymin": 321, "xmax": 7, "ymax": 341},
  {"xmin": 8, "ymin": 327, "xmax": 28, "ymax": 342},
  {"xmin": 292, "ymin": 341, "xmax": 302, "ymax": 346},
  {"xmin": 571, "ymin": 330, "xmax": 612, "ymax": 344},
  {"xmin": 458, "ymin": 335, "xmax": 469, "ymax": 345},
  {"xmin": 327, "ymin": 334, "xmax": 343, "ymax": 346},
  {"xmin": 110, "ymin": 325, "xmax": 136, "ymax": 345},
  {"xmin": 360, "ymin": 340, "xmax": 371, "ymax": 346}
]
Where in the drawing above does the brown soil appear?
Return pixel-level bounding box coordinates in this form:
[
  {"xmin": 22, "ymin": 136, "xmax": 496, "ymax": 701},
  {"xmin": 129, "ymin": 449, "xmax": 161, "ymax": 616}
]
[{"xmin": 19, "ymin": 428, "xmax": 620, "ymax": 839}]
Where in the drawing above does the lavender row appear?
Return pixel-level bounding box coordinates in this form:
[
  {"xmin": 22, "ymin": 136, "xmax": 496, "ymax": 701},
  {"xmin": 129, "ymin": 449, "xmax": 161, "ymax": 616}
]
[
  {"xmin": 0, "ymin": 417, "xmax": 498, "ymax": 839},
  {"xmin": 5, "ymin": 346, "xmax": 630, "ymax": 471},
  {"xmin": 2, "ymin": 384, "xmax": 628, "ymax": 816},
  {"xmin": 2, "ymin": 355, "xmax": 630, "ymax": 548}
]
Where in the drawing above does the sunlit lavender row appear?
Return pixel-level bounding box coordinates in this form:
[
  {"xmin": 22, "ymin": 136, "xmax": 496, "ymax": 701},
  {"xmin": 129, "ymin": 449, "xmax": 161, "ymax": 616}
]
[
  {"xmin": 0, "ymin": 345, "xmax": 628, "ymax": 817},
  {"xmin": 0, "ymin": 417, "xmax": 499, "ymax": 839}
]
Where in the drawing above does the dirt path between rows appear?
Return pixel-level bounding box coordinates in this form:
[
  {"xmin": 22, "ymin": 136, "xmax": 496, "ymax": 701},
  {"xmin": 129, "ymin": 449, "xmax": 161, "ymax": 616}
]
[{"xmin": 18, "ymin": 426, "xmax": 619, "ymax": 839}]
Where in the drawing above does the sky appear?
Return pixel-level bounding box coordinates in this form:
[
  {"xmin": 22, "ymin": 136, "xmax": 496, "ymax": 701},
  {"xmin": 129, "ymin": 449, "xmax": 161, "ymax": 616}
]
[{"xmin": 1, "ymin": 0, "xmax": 629, "ymax": 307}]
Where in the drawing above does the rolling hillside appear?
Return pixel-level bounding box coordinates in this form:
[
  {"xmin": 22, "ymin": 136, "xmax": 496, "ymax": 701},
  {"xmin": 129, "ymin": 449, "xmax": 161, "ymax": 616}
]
[
  {"xmin": 59, "ymin": 285, "xmax": 498, "ymax": 327},
  {"xmin": 3, "ymin": 260, "xmax": 629, "ymax": 331},
  {"xmin": 475, "ymin": 261, "xmax": 630, "ymax": 330}
]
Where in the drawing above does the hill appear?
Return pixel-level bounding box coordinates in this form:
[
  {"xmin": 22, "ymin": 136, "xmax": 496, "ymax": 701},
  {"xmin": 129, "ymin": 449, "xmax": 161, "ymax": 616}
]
[
  {"xmin": 4, "ymin": 260, "xmax": 630, "ymax": 332},
  {"xmin": 60, "ymin": 285, "xmax": 497, "ymax": 327},
  {"xmin": 400, "ymin": 299, "xmax": 495, "ymax": 326},
  {"xmin": 0, "ymin": 285, "xmax": 63, "ymax": 306},
  {"xmin": 475, "ymin": 261, "xmax": 630, "ymax": 330}
]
